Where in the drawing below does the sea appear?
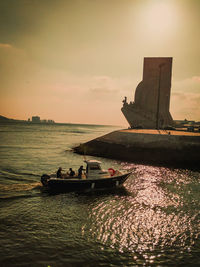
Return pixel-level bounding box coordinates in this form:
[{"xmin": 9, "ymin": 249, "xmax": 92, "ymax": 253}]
[{"xmin": 0, "ymin": 122, "xmax": 200, "ymax": 267}]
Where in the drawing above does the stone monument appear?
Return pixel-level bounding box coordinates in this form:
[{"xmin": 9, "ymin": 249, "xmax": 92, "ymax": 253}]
[{"xmin": 121, "ymin": 57, "xmax": 174, "ymax": 129}]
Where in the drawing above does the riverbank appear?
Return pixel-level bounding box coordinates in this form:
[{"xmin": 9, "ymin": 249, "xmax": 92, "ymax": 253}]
[{"xmin": 74, "ymin": 129, "xmax": 200, "ymax": 169}]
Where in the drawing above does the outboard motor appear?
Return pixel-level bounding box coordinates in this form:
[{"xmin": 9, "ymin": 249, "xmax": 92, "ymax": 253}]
[{"xmin": 41, "ymin": 174, "xmax": 50, "ymax": 186}]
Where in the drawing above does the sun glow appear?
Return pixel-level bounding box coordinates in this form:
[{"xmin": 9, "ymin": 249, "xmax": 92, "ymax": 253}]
[{"xmin": 137, "ymin": 1, "xmax": 179, "ymax": 39}]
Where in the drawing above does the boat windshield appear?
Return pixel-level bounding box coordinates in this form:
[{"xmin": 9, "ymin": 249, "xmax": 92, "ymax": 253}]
[{"xmin": 90, "ymin": 165, "xmax": 101, "ymax": 170}]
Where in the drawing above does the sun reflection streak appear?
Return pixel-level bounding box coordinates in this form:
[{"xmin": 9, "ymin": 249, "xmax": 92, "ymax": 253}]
[
  {"xmin": 82, "ymin": 165, "xmax": 200, "ymax": 264},
  {"xmin": 86, "ymin": 200, "xmax": 196, "ymax": 253}
]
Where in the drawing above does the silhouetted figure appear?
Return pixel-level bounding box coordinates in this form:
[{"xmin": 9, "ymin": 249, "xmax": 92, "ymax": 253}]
[
  {"xmin": 78, "ymin": 165, "xmax": 84, "ymax": 178},
  {"xmin": 57, "ymin": 167, "xmax": 62, "ymax": 178},
  {"xmin": 69, "ymin": 168, "xmax": 75, "ymax": 177},
  {"xmin": 122, "ymin": 96, "xmax": 127, "ymax": 106}
]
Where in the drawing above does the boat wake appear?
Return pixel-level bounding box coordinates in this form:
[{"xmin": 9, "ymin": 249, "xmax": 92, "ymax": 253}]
[{"xmin": 0, "ymin": 182, "xmax": 42, "ymax": 200}]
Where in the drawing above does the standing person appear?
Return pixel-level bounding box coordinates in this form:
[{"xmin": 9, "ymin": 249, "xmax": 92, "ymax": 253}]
[
  {"xmin": 69, "ymin": 168, "xmax": 75, "ymax": 177},
  {"xmin": 57, "ymin": 167, "xmax": 62, "ymax": 178},
  {"xmin": 78, "ymin": 165, "xmax": 84, "ymax": 178}
]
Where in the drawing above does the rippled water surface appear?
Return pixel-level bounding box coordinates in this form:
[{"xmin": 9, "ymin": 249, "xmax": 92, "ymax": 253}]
[{"xmin": 0, "ymin": 122, "xmax": 200, "ymax": 266}]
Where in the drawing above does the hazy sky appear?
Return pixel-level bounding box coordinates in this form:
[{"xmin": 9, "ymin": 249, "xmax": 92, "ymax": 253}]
[{"xmin": 0, "ymin": 0, "xmax": 199, "ymax": 125}]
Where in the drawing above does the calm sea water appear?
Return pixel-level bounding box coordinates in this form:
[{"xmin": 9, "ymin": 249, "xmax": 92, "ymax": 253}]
[{"xmin": 0, "ymin": 122, "xmax": 200, "ymax": 267}]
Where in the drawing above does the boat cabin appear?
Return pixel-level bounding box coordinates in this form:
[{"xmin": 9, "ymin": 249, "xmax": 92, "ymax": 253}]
[{"xmin": 84, "ymin": 160, "xmax": 108, "ymax": 179}]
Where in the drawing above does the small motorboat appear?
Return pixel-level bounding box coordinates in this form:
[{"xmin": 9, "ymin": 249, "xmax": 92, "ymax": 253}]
[{"xmin": 41, "ymin": 160, "xmax": 132, "ymax": 192}]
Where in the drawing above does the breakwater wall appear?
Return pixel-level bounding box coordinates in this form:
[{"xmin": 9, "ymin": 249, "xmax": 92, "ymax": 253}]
[{"xmin": 74, "ymin": 129, "xmax": 200, "ymax": 169}]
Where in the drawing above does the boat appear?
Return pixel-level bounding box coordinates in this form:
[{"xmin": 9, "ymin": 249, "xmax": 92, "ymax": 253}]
[{"xmin": 41, "ymin": 160, "xmax": 132, "ymax": 192}]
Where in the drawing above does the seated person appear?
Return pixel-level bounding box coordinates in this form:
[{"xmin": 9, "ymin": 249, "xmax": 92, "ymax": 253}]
[
  {"xmin": 56, "ymin": 167, "xmax": 62, "ymax": 178},
  {"xmin": 69, "ymin": 168, "xmax": 75, "ymax": 177}
]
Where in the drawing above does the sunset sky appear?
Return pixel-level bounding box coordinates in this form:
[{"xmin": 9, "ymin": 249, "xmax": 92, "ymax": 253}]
[{"xmin": 0, "ymin": 0, "xmax": 199, "ymax": 125}]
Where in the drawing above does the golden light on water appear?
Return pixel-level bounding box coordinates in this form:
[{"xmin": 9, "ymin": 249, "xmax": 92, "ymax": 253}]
[
  {"xmin": 81, "ymin": 165, "xmax": 200, "ymax": 264},
  {"xmin": 86, "ymin": 197, "xmax": 194, "ymax": 255}
]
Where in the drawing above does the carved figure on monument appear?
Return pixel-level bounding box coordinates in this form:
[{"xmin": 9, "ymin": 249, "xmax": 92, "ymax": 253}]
[
  {"xmin": 121, "ymin": 57, "xmax": 174, "ymax": 129},
  {"xmin": 122, "ymin": 96, "xmax": 127, "ymax": 106}
]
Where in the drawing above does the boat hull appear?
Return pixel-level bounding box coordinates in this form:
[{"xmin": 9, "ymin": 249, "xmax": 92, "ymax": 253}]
[{"xmin": 42, "ymin": 173, "xmax": 131, "ymax": 192}]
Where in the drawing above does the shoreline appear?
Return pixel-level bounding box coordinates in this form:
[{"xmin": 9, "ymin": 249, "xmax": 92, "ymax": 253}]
[{"xmin": 0, "ymin": 120, "xmax": 117, "ymax": 127}]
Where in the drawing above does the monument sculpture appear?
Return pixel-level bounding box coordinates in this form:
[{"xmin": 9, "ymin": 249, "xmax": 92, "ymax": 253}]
[{"xmin": 121, "ymin": 57, "xmax": 174, "ymax": 129}]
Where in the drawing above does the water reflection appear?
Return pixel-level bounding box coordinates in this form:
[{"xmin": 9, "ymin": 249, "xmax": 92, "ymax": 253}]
[{"xmin": 82, "ymin": 164, "xmax": 200, "ymax": 264}]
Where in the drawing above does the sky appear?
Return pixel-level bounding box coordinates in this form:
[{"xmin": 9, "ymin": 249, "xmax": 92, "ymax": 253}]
[{"xmin": 0, "ymin": 0, "xmax": 199, "ymax": 125}]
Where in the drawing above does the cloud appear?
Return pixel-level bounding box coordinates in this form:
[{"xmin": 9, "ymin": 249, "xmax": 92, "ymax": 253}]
[
  {"xmin": 172, "ymin": 77, "xmax": 200, "ymax": 94},
  {"xmin": 0, "ymin": 43, "xmax": 42, "ymax": 97},
  {"xmin": 192, "ymin": 76, "xmax": 200, "ymax": 82},
  {"xmin": 86, "ymin": 75, "xmax": 136, "ymax": 105},
  {"xmin": 0, "ymin": 43, "xmax": 12, "ymax": 48},
  {"xmin": 171, "ymin": 77, "xmax": 200, "ymax": 120}
]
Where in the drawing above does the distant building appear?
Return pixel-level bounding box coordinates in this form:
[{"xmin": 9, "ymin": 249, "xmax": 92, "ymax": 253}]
[
  {"xmin": 32, "ymin": 116, "xmax": 40, "ymax": 123},
  {"xmin": 29, "ymin": 116, "xmax": 55, "ymax": 123},
  {"xmin": 47, "ymin": 119, "xmax": 55, "ymax": 123}
]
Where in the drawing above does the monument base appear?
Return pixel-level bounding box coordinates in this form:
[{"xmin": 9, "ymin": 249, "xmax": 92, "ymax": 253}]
[{"xmin": 73, "ymin": 129, "xmax": 200, "ymax": 169}]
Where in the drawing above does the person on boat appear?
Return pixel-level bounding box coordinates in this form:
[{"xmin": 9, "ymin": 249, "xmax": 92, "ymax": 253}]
[
  {"xmin": 78, "ymin": 165, "xmax": 84, "ymax": 178},
  {"xmin": 69, "ymin": 168, "xmax": 75, "ymax": 177},
  {"xmin": 57, "ymin": 167, "xmax": 62, "ymax": 178}
]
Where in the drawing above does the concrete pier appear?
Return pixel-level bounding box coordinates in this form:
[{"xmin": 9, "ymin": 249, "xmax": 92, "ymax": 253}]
[{"xmin": 74, "ymin": 129, "xmax": 200, "ymax": 169}]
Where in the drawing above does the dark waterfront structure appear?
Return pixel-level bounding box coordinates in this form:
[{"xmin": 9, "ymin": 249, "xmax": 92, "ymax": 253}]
[
  {"xmin": 74, "ymin": 129, "xmax": 200, "ymax": 169},
  {"xmin": 121, "ymin": 57, "xmax": 174, "ymax": 129}
]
